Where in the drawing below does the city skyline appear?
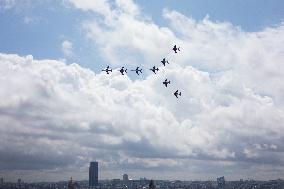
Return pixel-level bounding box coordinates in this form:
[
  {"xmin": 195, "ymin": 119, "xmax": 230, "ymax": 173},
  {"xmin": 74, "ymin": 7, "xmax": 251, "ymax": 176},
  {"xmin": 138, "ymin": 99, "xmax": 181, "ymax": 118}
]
[
  {"xmin": 1, "ymin": 0, "xmax": 284, "ymax": 182},
  {"xmin": 2, "ymin": 175, "xmax": 284, "ymax": 189}
]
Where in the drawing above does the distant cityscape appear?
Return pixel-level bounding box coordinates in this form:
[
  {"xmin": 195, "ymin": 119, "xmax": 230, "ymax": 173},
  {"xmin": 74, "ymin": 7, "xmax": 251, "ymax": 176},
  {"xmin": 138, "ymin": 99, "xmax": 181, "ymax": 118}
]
[{"xmin": 0, "ymin": 161, "xmax": 283, "ymax": 189}]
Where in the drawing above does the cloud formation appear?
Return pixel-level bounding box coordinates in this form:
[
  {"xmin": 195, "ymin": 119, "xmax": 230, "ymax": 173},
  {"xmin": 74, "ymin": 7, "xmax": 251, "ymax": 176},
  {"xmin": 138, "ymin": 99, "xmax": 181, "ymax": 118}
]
[
  {"xmin": 62, "ymin": 40, "xmax": 74, "ymax": 57},
  {"xmin": 1, "ymin": 0, "xmax": 284, "ymax": 181}
]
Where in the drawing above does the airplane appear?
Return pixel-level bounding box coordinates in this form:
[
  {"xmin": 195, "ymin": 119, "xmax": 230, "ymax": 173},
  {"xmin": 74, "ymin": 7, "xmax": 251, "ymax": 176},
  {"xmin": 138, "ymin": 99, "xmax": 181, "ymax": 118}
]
[
  {"xmin": 102, "ymin": 66, "xmax": 112, "ymax": 74},
  {"xmin": 131, "ymin": 67, "xmax": 142, "ymax": 75},
  {"xmin": 174, "ymin": 90, "xmax": 181, "ymax": 98},
  {"xmin": 149, "ymin": 66, "xmax": 159, "ymax": 74},
  {"xmin": 162, "ymin": 79, "xmax": 170, "ymax": 87},
  {"xmin": 161, "ymin": 58, "xmax": 169, "ymax": 66},
  {"xmin": 173, "ymin": 45, "xmax": 180, "ymax": 53},
  {"xmin": 119, "ymin": 67, "xmax": 127, "ymax": 75}
]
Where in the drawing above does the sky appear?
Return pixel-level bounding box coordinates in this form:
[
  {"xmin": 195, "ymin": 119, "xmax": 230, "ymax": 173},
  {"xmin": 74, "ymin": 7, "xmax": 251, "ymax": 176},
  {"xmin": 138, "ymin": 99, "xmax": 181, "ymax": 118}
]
[{"xmin": 0, "ymin": 0, "xmax": 284, "ymax": 182}]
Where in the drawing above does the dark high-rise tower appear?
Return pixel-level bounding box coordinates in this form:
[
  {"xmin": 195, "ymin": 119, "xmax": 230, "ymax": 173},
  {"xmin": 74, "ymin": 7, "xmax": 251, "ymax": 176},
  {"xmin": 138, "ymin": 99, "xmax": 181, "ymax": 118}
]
[
  {"xmin": 89, "ymin": 161, "xmax": 98, "ymax": 187},
  {"xmin": 123, "ymin": 174, "xmax": 129, "ymax": 182},
  {"xmin": 217, "ymin": 176, "xmax": 225, "ymax": 189},
  {"xmin": 149, "ymin": 180, "xmax": 155, "ymax": 189}
]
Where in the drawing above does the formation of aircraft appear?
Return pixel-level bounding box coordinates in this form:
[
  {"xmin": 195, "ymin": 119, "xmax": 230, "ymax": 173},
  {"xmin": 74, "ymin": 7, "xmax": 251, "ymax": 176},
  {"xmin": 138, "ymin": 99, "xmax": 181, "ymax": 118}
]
[{"xmin": 101, "ymin": 45, "xmax": 182, "ymax": 98}]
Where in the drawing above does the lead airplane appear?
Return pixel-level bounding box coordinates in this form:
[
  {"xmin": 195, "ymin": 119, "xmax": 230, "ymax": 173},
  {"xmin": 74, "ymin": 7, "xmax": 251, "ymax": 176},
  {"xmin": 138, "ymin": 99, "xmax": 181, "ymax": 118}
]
[
  {"xmin": 173, "ymin": 45, "xmax": 180, "ymax": 53},
  {"xmin": 131, "ymin": 67, "xmax": 142, "ymax": 75},
  {"xmin": 161, "ymin": 58, "xmax": 169, "ymax": 66},
  {"xmin": 149, "ymin": 66, "xmax": 159, "ymax": 74},
  {"xmin": 162, "ymin": 79, "xmax": 170, "ymax": 87},
  {"xmin": 102, "ymin": 66, "xmax": 112, "ymax": 74},
  {"xmin": 174, "ymin": 90, "xmax": 181, "ymax": 98},
  {"xmin": 119, "ymin": 67, "xmax": 127, "ymax": 75}
]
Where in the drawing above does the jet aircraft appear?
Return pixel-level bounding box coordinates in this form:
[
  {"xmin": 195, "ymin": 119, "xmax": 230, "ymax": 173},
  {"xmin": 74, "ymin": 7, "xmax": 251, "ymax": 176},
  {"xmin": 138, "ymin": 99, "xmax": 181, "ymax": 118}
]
[
  {"xmin": 149, "ymin": 66, "xmax": 159, "ymax": 74},
  {"xmin": 131, "ymin": 67, "xmax": 142, "ymax": 75},
  {"xmin": 102, "ymin": 66, "xmax": 112, "ymax": 74},
  {"xmin": 174, "ymin": 90, "xmax": 181, "ymax": 98},
  {"xmin": 173, "ymin": 45, "xmax": 180, "ymax": 53},
  {"xmin": 163, "ymin": 79, "xmax": 170, "ymax": 87},
  {"xmin": 119, "ymin": 67, "xmax": 127, "ymax": 75},
  {"xmin": 161, "ymin": 58, "xmax": 169, "ymax": 66}
]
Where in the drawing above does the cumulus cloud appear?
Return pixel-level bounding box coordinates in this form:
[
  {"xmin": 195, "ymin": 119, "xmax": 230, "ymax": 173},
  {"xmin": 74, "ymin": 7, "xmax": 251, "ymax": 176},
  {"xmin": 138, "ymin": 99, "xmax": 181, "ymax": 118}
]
[
  {"xmin": 1, "ymin": 0, "xmax": 284, "ymax": 181},
  {"xmin": 70, "ymin": 0, "xmax": 175, "ymax": 66}
]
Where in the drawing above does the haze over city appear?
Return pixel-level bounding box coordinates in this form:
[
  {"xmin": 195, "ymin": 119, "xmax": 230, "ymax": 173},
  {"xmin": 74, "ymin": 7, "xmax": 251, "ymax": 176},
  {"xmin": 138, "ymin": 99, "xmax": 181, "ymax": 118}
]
[{"xmin": 0, "ymin": 0, "xmax": 284, "ymax": 183}]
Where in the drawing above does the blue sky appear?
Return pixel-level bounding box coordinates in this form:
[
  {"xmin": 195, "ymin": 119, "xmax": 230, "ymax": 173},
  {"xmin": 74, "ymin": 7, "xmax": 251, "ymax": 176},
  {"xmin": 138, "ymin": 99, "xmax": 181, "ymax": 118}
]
[
  {"xmin": 0, "ymin": 0, "xmax": 283, "ymax": 71},
  {"xmin": 139, "ymin": 0, "xmax": 284, "ymax": 31},
  {"xmin": 1, "ymin": 0, "xmax": 284, "ymax": 182}
]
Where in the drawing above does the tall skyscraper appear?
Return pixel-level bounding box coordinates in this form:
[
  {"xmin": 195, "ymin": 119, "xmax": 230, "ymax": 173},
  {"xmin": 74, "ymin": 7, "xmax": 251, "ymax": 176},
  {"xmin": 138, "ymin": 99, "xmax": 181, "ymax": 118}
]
[
  {"xmin": 68, "ymin": 177, "xmax": 75, "ymax": 189},
  {"xmin": 149, "ymin": 180, "xmax": 156, "ymax": 189},
  {"xmin": 123, "ymin": 174, "xmax": 129, "ymax": 181},
  {"xmin": 89, "ymin": 161, "xmax": 98, "ymax": 187},
  {"xmin": 217, "ymin": 176, "xmax": 225, "ymax": 189},
  {"xmin": 18, "ymin": 178, "xmax": 21, "ymax": 189}
]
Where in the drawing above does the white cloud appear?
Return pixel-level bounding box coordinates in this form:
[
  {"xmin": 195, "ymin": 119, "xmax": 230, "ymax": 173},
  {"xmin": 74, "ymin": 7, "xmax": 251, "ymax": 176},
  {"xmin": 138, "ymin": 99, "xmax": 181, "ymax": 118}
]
[
  {"xmin": 23, "ymin": 16, "xmax": 33, "ymax": 24},
  {"xmin": 1, "ymin": 42, "xmax": 284, "ymax": 180},
  {"xmin": 68, "ymin": 0, "xmax": 112, "ymax": 17},
  {"xmin": 0, "ymin": 0, "xmax": 16, "ymax": 10},
  {"xmin": 70, "ymin": 0, "xmax": 176, "ymax": 66},
  {"xmin": 23, "ymin": 16, "xmax": 38, "ymax": 24},
  {"xmin": 61, "ymin": 40, "xmax": 73, "ymax": 57}
]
